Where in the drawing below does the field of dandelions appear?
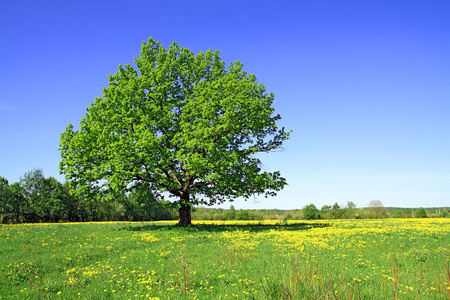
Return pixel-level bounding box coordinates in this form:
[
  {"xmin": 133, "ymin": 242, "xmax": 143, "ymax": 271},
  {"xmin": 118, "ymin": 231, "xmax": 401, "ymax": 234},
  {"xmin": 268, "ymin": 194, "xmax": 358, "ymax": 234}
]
[{"xmin": 1, "ymin": 218, "xmax": 450, "ymax": 299}]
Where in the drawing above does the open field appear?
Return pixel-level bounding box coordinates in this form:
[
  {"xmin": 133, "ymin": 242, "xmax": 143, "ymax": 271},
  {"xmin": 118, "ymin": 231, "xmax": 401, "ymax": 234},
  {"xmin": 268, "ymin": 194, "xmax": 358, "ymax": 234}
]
[{"xmin": 1, "ymin": 219, "xmax": 450, "ymax": 299}]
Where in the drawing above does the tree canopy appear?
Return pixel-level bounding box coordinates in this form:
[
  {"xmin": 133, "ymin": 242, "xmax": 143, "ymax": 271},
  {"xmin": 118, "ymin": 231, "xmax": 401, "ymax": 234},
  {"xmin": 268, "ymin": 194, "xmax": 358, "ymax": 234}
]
[
  {"xmin": 367, "ymin": 199, "xmax": 387, "ymax": 219},
  {"xmin": 59, "ymin": 38, "xmax": 290, "ymax": 225}
]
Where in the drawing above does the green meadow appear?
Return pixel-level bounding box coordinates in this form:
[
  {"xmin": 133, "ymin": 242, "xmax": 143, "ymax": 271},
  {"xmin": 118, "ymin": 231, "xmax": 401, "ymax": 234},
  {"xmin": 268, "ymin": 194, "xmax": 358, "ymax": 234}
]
[{"xmin": 1, "ymin": 219, "xmax": 449, "ymax": 299}]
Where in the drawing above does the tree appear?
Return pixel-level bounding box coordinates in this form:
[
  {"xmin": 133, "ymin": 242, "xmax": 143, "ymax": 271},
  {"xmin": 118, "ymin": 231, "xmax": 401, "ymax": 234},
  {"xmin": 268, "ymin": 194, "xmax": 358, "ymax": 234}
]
[
  {"xmin": 0, "ymin": 177, "xmax": 12, "ymax": 223},
  {"xmin": 41, "ymin": 177, "xmax": 73, "ymax": 222},
  {"xmin": 59, "ymin": 38, "xmax": 290, "ymax": 226},
  {"xmin": 303, "ymin": 204, "xmax": 319, "ymax": 220},
  {"xmin": 367, "ymin": 200, "xmax": 387, "ymax": 219},
  {"xmin": 15, "ymin": 169, "xmax": 74, "ymax": 222},
  {"xmin": 20, "ymin": 168, "xmax": 46, "ymax": 222},
  {"xmin": 320, "ymin": 205, "xmax": 331, "ymax": 215},
  {"xmin": 344, "ymin": 201, "xmax": 356, "ymax": 219},
  {"xmin": 224, "ymin": 205, "xmax": 237, "ymax": 220},
  {"xmin": 330, "ymin": 202, "xmax": 343, "ymax": 219},
  {"xmin": 346, "ymin": 201, "xmax": 356, "ymax": 210},
  {"xmin": 8, "ymin": 182, "xmax": 27, "ymax": 223},
  {"xmin": 416, "ymin": 208, "xmax": 428, "ymax": 218}
]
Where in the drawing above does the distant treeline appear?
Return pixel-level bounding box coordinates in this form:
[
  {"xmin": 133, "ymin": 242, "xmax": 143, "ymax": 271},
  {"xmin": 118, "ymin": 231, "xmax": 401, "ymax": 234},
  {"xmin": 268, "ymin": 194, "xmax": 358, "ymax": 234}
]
[
  {"xmin": 0, "ymin": 169, "xmax": 177, "ymax": 224},
  {"xmin": 192, "ymin": 202, "xmax": 449, "ymax": 221},
  {"xmin": 1, "ymin": 169, "xmax": 448, "ymax": 224}
]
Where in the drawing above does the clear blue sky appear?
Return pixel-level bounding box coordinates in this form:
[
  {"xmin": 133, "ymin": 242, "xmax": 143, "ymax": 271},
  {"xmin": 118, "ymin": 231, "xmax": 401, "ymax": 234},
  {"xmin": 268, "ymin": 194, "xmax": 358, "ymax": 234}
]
[{"xmin": 1, "ymin": 0, "xmax": 449, "ymax": 209}]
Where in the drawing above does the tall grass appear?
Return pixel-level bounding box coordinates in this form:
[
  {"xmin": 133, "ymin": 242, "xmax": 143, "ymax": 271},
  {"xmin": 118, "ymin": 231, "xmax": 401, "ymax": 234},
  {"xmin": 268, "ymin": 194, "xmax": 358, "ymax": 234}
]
[{"xmin": 1, "ymin": 219, "xmax": 449, "ymax": 299}]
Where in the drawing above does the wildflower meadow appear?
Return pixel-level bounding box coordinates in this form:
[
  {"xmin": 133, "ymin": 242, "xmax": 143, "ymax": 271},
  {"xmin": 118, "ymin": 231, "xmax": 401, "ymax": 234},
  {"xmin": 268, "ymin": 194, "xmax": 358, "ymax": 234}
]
[{"xmin": 1, "ymin": 218, "xmax": 449, "ymax": 299}]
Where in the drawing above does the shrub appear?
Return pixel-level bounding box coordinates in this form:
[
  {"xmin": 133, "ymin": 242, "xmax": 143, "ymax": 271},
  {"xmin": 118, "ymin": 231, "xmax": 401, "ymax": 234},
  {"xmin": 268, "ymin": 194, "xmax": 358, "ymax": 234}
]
[
  {"xmin": 417, "ymin": 208, "xmax": 428, "ymax": 218},
  {"xmin": 303, "ymin": 204, "xmax": 320, "ymax": 220}
]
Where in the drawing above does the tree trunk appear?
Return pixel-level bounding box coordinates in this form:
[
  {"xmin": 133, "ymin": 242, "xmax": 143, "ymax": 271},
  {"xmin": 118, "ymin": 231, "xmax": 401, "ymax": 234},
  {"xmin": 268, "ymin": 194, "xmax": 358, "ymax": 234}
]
[{"xmin": 178, "ymin": 193, "xmax": 191, "ymax": 226}]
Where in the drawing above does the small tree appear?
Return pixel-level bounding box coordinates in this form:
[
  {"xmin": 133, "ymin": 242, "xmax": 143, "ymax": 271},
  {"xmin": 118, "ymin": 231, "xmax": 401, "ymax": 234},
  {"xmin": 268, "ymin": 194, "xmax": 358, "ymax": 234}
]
[
  {"xmin": 303, "ymin": 204, "xmax": 319, "ymax": 220},
  {"xmin": 224, "ymin": 205, "xmax": 237, "ymax": 220},
  {"xmin": 41, "ymin": 177, "xmax": 72, "ymax": 222},
  {"xmin": 367, "ymin": 200, "xmax": 387, "ymax": 219},
  {"xmin": 8, "ymin": 183, "xmax": 27, "ymax": 223},
  {"xmin": 330, "ymin": 202, "xmax": 344, "ymax": 219},
  {"xmin": 20, "ymin": 168, "xmax": 46, "ymax": 222},
  {"xmin": 416, "ymin": 208, "xmax": 428, "ymax": 218},
  {"xmin": 320, "ymin": 205, "xmax": 331, "ymax": 218},
  {"xmin": 60, "ymin": 38, "xmax": 290, "ymax": 225},
  {"xmin": 344, "ymin": 201, "xmax": 356, "ymax": 219},
  {"xmin": 0, "ymin": 177, "xmax": 12, "ymax": 223}
]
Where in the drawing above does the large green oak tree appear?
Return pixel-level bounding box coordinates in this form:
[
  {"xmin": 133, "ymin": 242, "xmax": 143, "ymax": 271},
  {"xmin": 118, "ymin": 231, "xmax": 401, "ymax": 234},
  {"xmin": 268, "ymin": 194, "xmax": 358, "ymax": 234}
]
[{"xmin": 59, "ymin": 38, "xmax": 290, "ymax": 225}]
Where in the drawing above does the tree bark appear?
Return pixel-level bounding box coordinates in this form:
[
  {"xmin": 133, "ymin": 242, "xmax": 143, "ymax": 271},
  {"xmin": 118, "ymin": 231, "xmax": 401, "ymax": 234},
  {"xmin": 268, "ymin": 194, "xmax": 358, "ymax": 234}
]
[{"xmin": 178, "ymin": 193, "xmax": 191, "ymax": 226}]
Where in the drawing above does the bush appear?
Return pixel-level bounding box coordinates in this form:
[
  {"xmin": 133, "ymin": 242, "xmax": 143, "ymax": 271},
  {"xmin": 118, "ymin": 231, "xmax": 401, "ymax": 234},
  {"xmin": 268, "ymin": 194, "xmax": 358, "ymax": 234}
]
[
  {"xmin": 417, "ymin": 208, "xmax": 428, "ymax": 218},
  {"xmin": 303, "ymin": 204, "xmax": 319, "ymax": 220}
]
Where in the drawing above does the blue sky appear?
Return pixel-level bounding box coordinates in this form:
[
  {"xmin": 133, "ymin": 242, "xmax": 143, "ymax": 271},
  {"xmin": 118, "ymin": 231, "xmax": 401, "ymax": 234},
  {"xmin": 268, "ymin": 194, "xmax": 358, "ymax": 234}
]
[{"xmin": 1, "ymin": 0, "xmax": 449, "ymax": 209}]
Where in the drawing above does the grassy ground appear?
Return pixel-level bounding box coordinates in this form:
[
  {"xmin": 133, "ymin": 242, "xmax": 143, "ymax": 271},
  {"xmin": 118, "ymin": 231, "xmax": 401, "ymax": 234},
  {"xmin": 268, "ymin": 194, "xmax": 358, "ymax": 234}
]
[{"xmin": 1, "ymin": 219, "xmax": 449, "ymax": 299}]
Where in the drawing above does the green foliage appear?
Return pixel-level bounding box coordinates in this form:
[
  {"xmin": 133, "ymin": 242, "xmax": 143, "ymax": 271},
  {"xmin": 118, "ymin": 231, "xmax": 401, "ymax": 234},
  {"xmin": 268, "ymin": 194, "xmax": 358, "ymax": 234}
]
[
  {"xmin": 5, "ymin": 169, "xmax": 448, "ymax": 223},
  {"xmin": 367, "ymin": 200, "xmax": 388, "ymax": 219},
  {"xmin": 320, "ymin": 202, "xmax": 345, "ymax": 219},
  {"xmin": 331, "ymin": 202, "xmax": 345, "ymax": 219},
  {"xmin": 224, "ymin": 205, "xmax": 237, "ymax": 220},
  {"xmin": 416, "ymin": 208, "xmax": 428, "ymax": 218},
  {"xmin": 123, "ymin": 182, "xmax": 177, "ymax": 221},
  {"xmin": 59, "ymin": 38, "xmax": 290, "ymax": 225},
  {"xmin": 344, "ymin": 201, "xmax": 357, "ymax": 219},
  {"xmin": 0, "ymin": 169, "xmax": 75, "ymax": 223},
  {"xmin": 0, "ymin": 177, "xmax": 13, "ymax": 223},
  {"xmin": 320, "ymin": 205, "xmax": 331, "ymax": 213},
  {"xmin": 346, "ymin": 201, "xmax": 356, "ymax": 210},
  {"xmin": 191, "ymin": 206, "xmax": 263, "ymax": 221},
  {"xmin": 0, "ymin": 170, "xmax": 177, "ymax": 223},
  {"xmin": 403, "ymin": 208, "xmax": 413, "ymax": 218},
  {"xmin": 303, "ymin": 204, "xmax": 319, "ymax": 220},
  {"xmin": 392, "ymin": 210, "xmax": 403, "ymax": 218}
]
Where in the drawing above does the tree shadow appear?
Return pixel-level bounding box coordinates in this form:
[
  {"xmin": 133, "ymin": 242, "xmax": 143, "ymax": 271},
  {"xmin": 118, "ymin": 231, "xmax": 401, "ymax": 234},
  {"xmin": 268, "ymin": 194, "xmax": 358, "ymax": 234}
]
[{"xmin": 120, "ymin": 222, "xmax": 331, "ymax": 233}]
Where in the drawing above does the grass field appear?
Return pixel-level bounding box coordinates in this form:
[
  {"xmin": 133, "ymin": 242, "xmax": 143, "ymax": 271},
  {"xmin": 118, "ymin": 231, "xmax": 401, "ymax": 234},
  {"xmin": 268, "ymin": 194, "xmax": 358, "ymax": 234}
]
[{"xmin": 1, "ymin": 218, "xmax": 449, "ymax": 299}]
